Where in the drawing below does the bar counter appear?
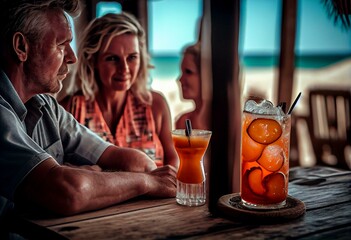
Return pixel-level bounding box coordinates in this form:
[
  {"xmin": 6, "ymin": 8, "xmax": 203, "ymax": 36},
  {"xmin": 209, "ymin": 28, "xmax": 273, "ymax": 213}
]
[{"xmin": 11, "ymin": 166, "xmax": 351, "ymax": 239}]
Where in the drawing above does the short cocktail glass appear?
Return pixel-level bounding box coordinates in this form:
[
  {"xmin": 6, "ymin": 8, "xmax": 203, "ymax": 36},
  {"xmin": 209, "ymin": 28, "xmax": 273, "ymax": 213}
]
[
  {"xmin": 172, "ymin": 129, "xmax": 212, "ymax": 206},
  {"xmin": 240, "ymin": 99, "xmax": 291, "ymax": 209}
]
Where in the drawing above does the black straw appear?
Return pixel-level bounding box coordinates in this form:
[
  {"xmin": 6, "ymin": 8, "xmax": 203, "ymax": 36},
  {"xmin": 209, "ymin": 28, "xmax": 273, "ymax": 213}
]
[
  {"xmin": 288, "ymin": 92, "xmax": 302, "ymax": 115},
  {"xmin": 277, "ymin": 102, "xmax": 287, "ymax": 114},
  {"xmin": 185, "ymin": 119, "xmax": 192, "ymax": 146}
]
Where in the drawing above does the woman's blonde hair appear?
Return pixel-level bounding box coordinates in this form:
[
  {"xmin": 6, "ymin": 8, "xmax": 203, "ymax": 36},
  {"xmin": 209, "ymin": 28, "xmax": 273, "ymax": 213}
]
[{"xmin": 76, "ymin": 12, "xmax": 152, "ymax": 104}]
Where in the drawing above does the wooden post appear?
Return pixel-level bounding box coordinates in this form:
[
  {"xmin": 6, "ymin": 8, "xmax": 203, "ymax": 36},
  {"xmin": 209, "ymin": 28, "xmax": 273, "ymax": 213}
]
[
  {"xmin": 207, "ymin": 0, "xmax": 241, "ymax": 214},
  {"xmin": 278, "ymin": 0, "xmax": 297, "ymax": 107}
]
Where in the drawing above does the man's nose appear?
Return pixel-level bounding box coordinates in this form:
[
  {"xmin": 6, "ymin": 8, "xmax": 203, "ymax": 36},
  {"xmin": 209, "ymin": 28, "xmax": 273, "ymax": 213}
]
[{"xmin": 65, "ymin": 45, "xmax": 77, "ymax": 64}]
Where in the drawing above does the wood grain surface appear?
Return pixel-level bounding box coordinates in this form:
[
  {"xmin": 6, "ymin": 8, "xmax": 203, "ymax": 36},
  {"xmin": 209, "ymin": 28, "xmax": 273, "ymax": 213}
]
[{"xmin": 15, "ymin": 166, "xmax": 351, "ymax": 239}]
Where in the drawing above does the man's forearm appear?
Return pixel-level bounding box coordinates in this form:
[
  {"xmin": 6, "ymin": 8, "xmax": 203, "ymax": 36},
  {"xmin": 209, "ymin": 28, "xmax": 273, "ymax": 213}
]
[{"xmin": 97, "ymin": 145, "xmax": 157, "ymax": 172}]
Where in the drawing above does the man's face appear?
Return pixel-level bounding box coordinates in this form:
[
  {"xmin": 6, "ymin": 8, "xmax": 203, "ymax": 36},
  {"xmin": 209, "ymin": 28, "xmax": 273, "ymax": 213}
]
[{"xmin": 25, "ymin": 10, "xmax": 77, "ymax": 95}]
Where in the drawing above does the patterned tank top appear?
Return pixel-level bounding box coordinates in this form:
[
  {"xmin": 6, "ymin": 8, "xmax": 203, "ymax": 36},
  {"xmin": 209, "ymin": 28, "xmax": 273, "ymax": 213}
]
[{"xmin": 68, "ymin": 92, "xmax": 164, "ymax": 166}]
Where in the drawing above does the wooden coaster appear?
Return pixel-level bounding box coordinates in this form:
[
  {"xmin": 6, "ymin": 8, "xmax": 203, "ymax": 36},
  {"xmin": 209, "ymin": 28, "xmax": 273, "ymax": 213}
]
[{"xmin": 217, "ymin": 193, "xmax": 305, "ymax": 223}]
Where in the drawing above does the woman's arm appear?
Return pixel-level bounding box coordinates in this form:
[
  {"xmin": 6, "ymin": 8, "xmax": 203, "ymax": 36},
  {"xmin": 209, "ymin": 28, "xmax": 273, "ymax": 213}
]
[{"xmin": 151, "ymin": 91, "xmax": 179, "ymax": 168}]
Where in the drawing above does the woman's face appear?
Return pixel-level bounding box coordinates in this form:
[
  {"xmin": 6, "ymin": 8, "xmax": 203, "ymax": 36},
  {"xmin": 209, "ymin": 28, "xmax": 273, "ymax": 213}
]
[
  {"xmin": 96, "ymin": 34, "xmax": 140, "ymax": 92},
  {"xmin": 179, "ymin": 52, "xmax": 200, "ymax": 100}
]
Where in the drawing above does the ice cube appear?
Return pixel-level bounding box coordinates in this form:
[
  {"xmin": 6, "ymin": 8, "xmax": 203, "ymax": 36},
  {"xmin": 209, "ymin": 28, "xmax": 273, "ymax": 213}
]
[
  {"xmin": 244, "ymin": 99, "xmax": 285, "ymax": 116},
  {"xmin": 244, "ymin": 100, "xmax": 258, "ymax": 112}
]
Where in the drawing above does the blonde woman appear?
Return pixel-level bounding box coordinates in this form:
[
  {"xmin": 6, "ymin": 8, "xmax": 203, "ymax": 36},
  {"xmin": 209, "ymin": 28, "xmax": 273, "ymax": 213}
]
[{"xmin": 61, "ymin": 12, "xmax": 178, "ymax": 168}]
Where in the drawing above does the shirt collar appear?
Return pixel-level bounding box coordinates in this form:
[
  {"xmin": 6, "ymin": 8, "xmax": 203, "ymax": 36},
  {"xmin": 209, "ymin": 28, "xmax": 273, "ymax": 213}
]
[
  {"xmin": 0, "ymin": 70, "xmax": 46, "ymax": 122},
  {"xmin": 0, "ymin": 70, "xmax": 27, "ymax": 121}
]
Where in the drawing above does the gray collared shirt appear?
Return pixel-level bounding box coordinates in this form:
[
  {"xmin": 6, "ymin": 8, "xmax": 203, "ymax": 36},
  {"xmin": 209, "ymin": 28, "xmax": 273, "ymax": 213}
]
[{"xmin": 0, "ymin": 70, "xmax": 112, "ymax": 216}]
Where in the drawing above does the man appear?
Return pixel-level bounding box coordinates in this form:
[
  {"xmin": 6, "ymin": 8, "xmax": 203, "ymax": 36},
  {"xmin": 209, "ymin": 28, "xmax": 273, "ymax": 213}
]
[{"xmin": 0, "ymin": 0, "xmax": 177, "ymax": 229}]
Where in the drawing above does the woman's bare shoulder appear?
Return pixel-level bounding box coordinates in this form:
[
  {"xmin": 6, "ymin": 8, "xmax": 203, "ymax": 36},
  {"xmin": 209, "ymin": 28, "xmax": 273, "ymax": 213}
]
[
  {"xmin": 151, "ymin": 90, "xmax": 168, "ymax": 109},
  {"xmin": 151, "ymin": 90, "xmax": 166, "ymax": 101}
]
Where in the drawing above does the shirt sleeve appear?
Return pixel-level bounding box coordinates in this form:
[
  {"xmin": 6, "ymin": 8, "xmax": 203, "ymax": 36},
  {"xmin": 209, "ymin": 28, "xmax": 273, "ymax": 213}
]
[
  {"xmin": 51, "ymin": 96, "xmax": 112, "ymax": 165},
  {"xmin": 0, "ymin": 98, "xmax": 51, "ymax": 201}
]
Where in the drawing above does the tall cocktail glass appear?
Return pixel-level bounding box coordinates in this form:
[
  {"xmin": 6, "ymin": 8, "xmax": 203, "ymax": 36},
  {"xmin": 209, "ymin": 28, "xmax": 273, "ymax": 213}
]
[
  {"xmin": 172, "ymin": 129, "xmax": 212, "ymax": 206},
  {"xmin": 240, "ymin": 100, "xmax": 291, "ymax": 209}
]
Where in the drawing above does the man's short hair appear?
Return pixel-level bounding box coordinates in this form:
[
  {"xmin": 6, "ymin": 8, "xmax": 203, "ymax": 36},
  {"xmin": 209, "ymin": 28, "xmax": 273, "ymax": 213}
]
[{"xmin": 0, "ymin": 0, "xmax": 80, "ymax": 61}]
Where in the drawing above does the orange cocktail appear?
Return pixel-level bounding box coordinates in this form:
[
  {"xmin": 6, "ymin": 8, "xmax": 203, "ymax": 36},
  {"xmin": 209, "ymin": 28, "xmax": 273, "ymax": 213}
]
[
  {"xmin": 240, "ymin": 100, "xmax": 291, "ymax": 209},
  {"xmin": 172, "ymin": 129, "xmax": 212, "ymax": 206}
]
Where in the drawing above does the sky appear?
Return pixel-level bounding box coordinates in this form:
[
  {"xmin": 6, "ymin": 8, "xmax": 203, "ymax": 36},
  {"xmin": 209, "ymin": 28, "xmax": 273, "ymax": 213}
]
[
  {"xmin": 148, "ymin": 0, "xmax": 203, "ymax": 55},
  {"xmin": 148, "ymin": 0, "xmax": 351, "ymax": 56},
  {"xmin": 95, "ymin": 0, "xmax": 351, "ymax": 56}
]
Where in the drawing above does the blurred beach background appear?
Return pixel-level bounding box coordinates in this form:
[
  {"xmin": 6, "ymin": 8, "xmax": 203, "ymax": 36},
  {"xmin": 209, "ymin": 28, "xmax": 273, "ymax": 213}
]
[
  {"xmin": 143, "ymin": 0, "xmax": 350, "ymax": 124},
  {"xmin": 145, "ymin": 0, "xmax": 351, "ymax": 167}
]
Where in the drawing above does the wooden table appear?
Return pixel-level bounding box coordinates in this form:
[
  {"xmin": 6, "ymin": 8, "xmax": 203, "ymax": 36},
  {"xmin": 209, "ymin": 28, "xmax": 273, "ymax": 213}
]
[{"xmin": 12, "ymin": 166, "xmax": 351, "ymax": 239}]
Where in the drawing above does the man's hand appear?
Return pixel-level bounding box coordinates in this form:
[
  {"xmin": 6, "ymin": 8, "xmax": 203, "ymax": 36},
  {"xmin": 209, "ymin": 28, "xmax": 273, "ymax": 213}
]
[{"xmin": 145, "ymin": 165, "xmax": 177, "ymax": 198}]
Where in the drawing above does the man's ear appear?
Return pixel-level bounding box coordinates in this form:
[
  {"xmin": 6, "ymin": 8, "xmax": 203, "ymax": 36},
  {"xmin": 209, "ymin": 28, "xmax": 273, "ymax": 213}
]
[{"xmin": 13, "ymin": 32, "xmax": 29, "ymax": 62}]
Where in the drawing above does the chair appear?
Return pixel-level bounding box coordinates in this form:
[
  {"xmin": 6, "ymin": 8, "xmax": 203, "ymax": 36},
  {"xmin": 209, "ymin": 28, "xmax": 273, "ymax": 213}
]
[{"xmin": 307, "ymin": 88, "xmax": 351, "ymax": 170}]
